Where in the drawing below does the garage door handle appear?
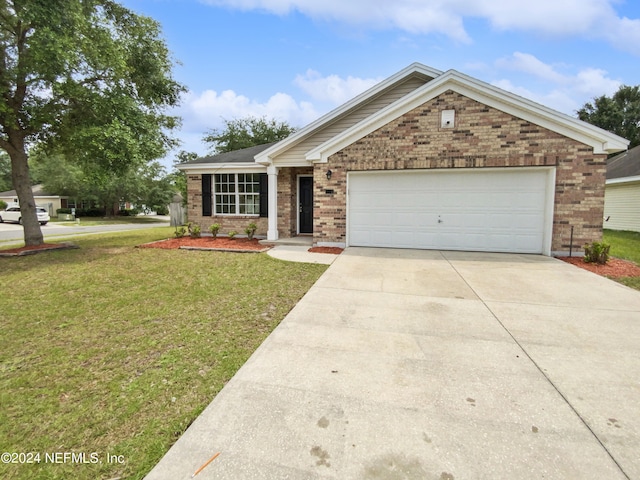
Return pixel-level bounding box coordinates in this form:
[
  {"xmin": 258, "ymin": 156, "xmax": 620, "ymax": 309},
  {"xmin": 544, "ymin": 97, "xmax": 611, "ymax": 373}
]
[{"xmin": 438, "ymin": 217, "xmax": 443, "ymax": 223}]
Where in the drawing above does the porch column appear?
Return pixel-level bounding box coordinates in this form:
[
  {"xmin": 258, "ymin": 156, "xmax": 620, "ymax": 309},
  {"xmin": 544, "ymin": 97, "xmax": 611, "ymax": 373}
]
[{"xmin": 267, "ymin": 164, "xmax": 279, "ymax": 241}]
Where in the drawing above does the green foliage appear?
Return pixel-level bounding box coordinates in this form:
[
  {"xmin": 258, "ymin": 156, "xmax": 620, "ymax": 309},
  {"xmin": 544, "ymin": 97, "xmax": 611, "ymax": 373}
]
[
  {"xmin": 187, "ymin": 222, "xmax": 201, "ymax": 238},
  {"xmin": 169, "ymin": 151, "xmax": 195, "ymax": 205},
  {"xmin": 32, "ymin": 152, "xmax": 174, "ymax": 216},
  {"xmin": 174, "ymin": 226, "xmax": 186, "ymax": 238},
  {"xmin": 577, "ymin": 85, "xmax": 640, "ymax": 149},
  {"xmin": 0, "ymin": 153, "xmax": 11, "ymax": 192},
  {"xmin": 203, "ymin": 116, "xmax": 296, "ymax": 154},
  {"xmin": 245, "ymin": 222, "xmax": 257, "ymax": 240},
  {"xmin": 0, "ymin": 200, "xmax": 7, "ymax": 210},
  {"xmin": 227, "ymin": 230, "xmax": 238, "ymax": 239},
  {"xmin": 0, "ymin": 0, "xmax": 185, "ymax": 245},
  {"xmin": 155, "ymin": 205, "xmax": 169, "ymax": 215},
  {"xmin": 209, "ymin": 223, "xmax": 221, "ymax": 237},
  {"xmin": 118, "ymin": 208, "xmax": 141, "ymax": 216},
  {"xmin": 583, "ymin": 241, "xmax": 611, "ymax": 265}
]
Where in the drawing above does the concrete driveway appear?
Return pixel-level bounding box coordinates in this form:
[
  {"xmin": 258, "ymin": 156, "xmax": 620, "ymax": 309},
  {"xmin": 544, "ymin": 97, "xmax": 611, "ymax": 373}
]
[{"xmin": 145, "ymin": 248, "xmax": 640, "ymax": 480}]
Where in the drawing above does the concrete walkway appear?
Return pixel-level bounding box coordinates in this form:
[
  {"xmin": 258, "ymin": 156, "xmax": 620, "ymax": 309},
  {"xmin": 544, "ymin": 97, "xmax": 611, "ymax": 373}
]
[{"xmin": 145, "ymin": 248, "xmax": 640, "ymax": 480}]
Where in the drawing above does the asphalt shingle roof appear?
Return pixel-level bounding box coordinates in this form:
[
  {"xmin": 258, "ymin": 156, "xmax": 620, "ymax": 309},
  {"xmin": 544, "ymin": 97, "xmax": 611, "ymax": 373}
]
[
  {"xmin": 180, "ymin": 142, "xmax": 278, "ymax": 166},
  {"xmin": 607, "ymin": 145, "xmax": 640, "ymax": 180}
]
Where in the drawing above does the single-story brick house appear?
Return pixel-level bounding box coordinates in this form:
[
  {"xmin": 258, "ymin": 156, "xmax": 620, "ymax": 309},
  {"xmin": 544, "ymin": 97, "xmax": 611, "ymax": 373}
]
[
  {"xmin": 604, "ymin": 145, "xmax": 640, "ymax": 232},
  {"xmin": 179, "ymin": 63, "xmax": 628, "ymax": 256}
]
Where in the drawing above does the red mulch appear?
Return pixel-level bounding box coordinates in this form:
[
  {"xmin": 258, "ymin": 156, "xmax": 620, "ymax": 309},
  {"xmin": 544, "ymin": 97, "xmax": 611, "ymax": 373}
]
[
  {"xmin": 559, "ymin": 256, "xmax": 640, "ymax": 278},
  {"xmin": 0, "ymin": 243, "xmax": 74, "ymax": 256},
  {"xmin": 139, "ymin": 236, "xmax": 268, "ymax": 251},
  {"xmin": 308, "ymin": 246, "xmax": 344, "ymax": 254}
]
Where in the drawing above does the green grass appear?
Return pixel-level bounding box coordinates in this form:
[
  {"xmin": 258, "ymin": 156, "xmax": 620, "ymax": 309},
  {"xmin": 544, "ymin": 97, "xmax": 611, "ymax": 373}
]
[
  {"xmin": 0, "ymin": 228, "xmax": 327, "ymax": 480},
  {"xmin": 50, "ymin": 216, "xmax": 167, "ymax": 226},
  {"xmin": 603, "ymin": 229, "xmax": 640, "ymax": 290}
]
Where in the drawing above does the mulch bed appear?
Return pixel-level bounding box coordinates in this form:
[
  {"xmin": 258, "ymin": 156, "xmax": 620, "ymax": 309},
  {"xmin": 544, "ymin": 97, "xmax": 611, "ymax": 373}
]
[
  {"xmin": 138, "ymin": 236, "xmax": 270, "ymax": 252},
  {"xmin": 308, "ymin": 246, "xmax": 344, "ymax": 254},
  {"xmin": 559, "ymin": 256, "xmax": 640, "ymax": 278},
  {"xmin": 0, "ymin": 242, "xmax": 78, "ymax": 257}
]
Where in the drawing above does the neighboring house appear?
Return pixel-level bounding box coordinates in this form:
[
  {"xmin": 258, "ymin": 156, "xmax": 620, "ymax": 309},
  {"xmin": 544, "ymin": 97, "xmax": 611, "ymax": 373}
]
[
  {"xmin": 604, "ymin": 145, "xmax": 640, "ymax": 232},
  {"xmin": 179, "ymin": 63, "xmax": 628, "ymax": 256},
  {"xmin": 0, "ymin": 184, "xmax": 70, "ymax": 216}
]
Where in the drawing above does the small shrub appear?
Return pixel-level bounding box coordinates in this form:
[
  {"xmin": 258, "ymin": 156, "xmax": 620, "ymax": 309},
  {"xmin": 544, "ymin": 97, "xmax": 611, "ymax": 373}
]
[
  {"xmin": 584, "ymin": 241, "xmax": 610, "ymax": 265},
  {"xmin": 188, "ymin": 222, "xmax": 201, "ymax": 238},
  {"xmin": 245, "ymin": 222, "xmax": 257, "ymax": 240},
  {"xmin": 209, "ymin": 223, "xmax": 220, "ymax": 238},
  {"xmin": 80, "ymin": 208, "xmax": 106, "ymax": 217},
  {"xmin": 155, "ymin": 205, "xmax": 169, "ymax": 215},
  {"xmin": 0, "ymin": 200, "xmax": 8, "ymax": 210},
  {"xmin": 118, "ymin": 207, "xmax": 140, "ymax": 217},
  {"xmin": 228, "ymin": 230, "xmax": 237, "ymax": 239},
  {"xmin": 56, "ymin": 208, "xmax": 72, "ymax": 215},
  {"xmin": 174, "ymin": 226, "xmax": 186, "ymax": 238}
]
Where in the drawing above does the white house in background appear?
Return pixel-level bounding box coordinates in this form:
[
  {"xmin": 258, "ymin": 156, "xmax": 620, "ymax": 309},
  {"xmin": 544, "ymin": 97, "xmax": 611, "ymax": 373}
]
[
  {"xmin": 0, "ymin": 184, "xmax": 69, "ymax": 216},
  {"xmin": 604, "ymin": 145, "xmax": 640, "ymax": 232}
]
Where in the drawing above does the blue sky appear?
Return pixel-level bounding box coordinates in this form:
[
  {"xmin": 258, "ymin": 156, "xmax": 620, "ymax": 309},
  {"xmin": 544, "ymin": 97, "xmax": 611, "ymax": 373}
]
[{"xmin": 119, "ymin": 0, "xmax": 640, "ymax": 167}]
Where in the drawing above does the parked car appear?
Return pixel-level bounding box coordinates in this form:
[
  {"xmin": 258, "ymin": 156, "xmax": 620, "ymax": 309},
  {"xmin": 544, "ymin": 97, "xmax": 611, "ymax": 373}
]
[{"xmin": 0, "ymin": 206, "xmax": 49, "ymax": 225}]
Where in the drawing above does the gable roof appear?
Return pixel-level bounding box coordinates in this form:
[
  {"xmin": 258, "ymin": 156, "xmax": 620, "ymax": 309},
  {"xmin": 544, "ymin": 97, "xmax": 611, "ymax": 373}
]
[
  {"xmin": 305, "ymin": 68, "xmax": 629, "ymax": 162},
  {"xmin": 607, "ymin": 145, "xmax": 640, "ymax": 182},
  {"xmin": 254, "ymin": 63, "xmax": 443, "ymax": 165},
  {"xmin": 178, "ymin": 142, "xmax": 277, "ymax": 170}
]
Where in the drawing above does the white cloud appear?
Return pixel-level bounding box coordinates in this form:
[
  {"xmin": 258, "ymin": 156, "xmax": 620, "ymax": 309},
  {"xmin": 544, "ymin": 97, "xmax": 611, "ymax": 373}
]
[
  {"xmin": 179, "ymin": 88, "xmax": 319, "ymax": 133},
  {"xmin": 496, "ymin": 52, "xmax": 568, "ymax": 84},
  {"xmin": 492, "ymin": 53, "xmax": 621, "ymax": 114},
  {"xmin": 169, "ymin": 87, "xmax": 320, "ymax": 158},
  {"xmin": 293, "ymin": 69, "xmax": 381, "ymax": 104},
  {"xmin": 200, "ymin": 0, "xmax": 640, "ymax": 53}
]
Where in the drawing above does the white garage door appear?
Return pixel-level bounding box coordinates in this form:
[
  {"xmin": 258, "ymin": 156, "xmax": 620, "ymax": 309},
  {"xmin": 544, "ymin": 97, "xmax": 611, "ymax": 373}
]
[{"xmin": 348, "ymin": 168, "xmax": 554, "ymax": 254}]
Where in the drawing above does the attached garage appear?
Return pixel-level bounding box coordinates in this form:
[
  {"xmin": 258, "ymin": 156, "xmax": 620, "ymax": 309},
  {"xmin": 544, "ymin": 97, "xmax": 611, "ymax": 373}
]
[{"xmin": 347, "ymin": 167, "xmax": 555, "ymax": 254}]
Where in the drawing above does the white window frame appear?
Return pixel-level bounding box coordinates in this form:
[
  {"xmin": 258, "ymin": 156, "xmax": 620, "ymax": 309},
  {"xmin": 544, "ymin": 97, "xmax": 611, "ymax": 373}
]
[{"xmin": 214, "ymin": 173, "xmax": 261, "ymax": 216}]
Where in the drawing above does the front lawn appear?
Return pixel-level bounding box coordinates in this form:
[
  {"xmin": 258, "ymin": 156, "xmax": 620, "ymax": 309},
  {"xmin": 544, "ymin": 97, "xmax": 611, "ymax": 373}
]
[
  {"xmin": 0, "ymin": 228, "xmax": 327, "ymax": 480},
  {"xmin": 50, "ymin": 215, "xmax": 168, "ymax": 226},
  {"xmin": 603, "ymin": 229, "xmax": 640, "ymax": 290}
]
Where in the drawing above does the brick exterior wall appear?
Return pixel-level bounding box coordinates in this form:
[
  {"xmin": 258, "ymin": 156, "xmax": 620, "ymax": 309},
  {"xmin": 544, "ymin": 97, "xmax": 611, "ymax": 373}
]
[
  {"xmin": 185, "ymin": 174, "xmax": 267, "ymax": 236},
  {"xmin": 315, "ymin": 90, "xmax": 607, "ymax": 254},
  {"xmin": 185, "ymin": 167, "xmax": 313, "ymax": 238}
]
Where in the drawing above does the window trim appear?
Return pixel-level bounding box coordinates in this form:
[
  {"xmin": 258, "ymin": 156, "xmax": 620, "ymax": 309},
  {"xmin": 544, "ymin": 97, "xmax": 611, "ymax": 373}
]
[{"xmin": 213, "ymin": 173, "xmax": 261, "ymax": 216}]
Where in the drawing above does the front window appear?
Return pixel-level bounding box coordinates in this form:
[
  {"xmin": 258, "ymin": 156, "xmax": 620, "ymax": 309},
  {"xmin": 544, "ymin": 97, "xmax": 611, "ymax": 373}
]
[{"xmin": 215, "ymin": 173, "xmax": 260, "ymax": 215}]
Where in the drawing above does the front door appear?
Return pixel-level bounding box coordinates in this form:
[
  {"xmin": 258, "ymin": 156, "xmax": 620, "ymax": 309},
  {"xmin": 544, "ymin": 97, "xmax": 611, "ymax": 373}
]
[{"xmin": 299, "ymin": 176, "xmax": 313, "ymax": 234}]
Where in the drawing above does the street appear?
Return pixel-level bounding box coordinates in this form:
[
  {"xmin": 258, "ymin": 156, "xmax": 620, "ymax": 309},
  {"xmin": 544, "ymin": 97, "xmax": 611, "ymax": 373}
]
[{"xmin": 0, "ymin": 217, "xmax": 170, "ymax": 243}]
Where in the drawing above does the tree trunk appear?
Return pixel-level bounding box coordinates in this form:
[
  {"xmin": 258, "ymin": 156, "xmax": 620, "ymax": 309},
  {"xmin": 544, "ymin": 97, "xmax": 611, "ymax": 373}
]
[{"xmin": 9, "ymin": 147, "xmax": 44, "ymax": 246}]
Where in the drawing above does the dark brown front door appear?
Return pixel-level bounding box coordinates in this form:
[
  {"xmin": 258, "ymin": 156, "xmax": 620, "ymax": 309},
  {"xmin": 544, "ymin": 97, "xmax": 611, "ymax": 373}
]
[{"xmin": 299, "ymin": 177, "xmax": 313, "ymax": 234}]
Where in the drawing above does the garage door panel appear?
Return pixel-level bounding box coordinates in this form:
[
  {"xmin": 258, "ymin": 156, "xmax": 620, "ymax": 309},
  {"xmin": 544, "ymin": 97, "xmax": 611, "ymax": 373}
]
[{"xmin": 348, "ymin": 169, "xmax": 551, "ymax": 254}]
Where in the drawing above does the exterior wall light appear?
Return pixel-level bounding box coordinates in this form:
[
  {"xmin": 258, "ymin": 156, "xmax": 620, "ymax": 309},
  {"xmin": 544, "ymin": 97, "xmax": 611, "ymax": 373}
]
[{"xmin": 326, "ymin": 169, "xmax": 332, "ymax": 180}]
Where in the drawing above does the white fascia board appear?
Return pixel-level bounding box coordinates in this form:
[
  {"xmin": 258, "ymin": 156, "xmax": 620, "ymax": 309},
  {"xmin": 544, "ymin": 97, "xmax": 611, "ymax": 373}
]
[
  {"xmin": 177, "ymin": 163, "xmax": 267, "ymax": 174},
  {"xmin": 306, "ymin": 70, "xmax": 629, "ymax": 162},
  {"xmin": 255, "ymin": 63, "xmax": 443, "ymax": 165},
  {"xmin": 606, "ymin": 175, "xmax": 640, "ymax": 185}
]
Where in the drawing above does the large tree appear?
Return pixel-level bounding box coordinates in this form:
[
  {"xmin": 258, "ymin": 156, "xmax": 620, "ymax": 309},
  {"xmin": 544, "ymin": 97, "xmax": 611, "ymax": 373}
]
[
  {"xmin": 0, "ymin": 0, "xmax": 184, "ymax": 245},
  {"xmin": 577, "ymin": 85, "xmax": 640, "ymax": 150},
  {"xmin": 203, "ymin": 116, "xmax": 296, "ymax": 154}
]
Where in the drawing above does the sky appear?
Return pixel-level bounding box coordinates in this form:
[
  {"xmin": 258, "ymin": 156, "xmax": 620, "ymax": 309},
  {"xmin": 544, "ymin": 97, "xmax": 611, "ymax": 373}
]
[{"xmin": 119, "ymin": 0, "xmax": 640, "ymax": 168}]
